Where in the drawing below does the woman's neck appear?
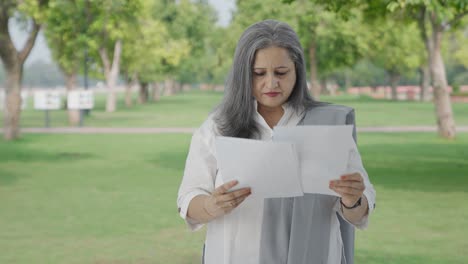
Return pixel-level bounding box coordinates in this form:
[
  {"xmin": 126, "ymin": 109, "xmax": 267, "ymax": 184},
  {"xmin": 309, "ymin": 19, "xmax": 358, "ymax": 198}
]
[{"xmin": 257, "ymin": 104, "xmax": 285, "ymax": 128}]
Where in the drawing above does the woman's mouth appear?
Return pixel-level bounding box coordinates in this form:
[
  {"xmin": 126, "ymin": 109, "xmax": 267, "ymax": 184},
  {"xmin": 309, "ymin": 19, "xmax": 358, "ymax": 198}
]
[{"xmin": 264, "ymin": 92, "xmax": 280, "ymax": 97}]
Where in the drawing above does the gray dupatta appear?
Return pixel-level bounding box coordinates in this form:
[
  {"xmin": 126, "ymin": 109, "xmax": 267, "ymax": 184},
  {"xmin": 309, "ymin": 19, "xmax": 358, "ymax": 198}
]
[{"xmin": 258, "ymin": 104, "xmax": 357, "ymax": 264}]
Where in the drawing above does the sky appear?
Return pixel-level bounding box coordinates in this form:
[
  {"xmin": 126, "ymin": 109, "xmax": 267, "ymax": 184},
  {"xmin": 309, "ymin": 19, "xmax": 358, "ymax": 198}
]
[{"xmin": 9, "ymin": 0, "xmax": 235, "ymax": 66}]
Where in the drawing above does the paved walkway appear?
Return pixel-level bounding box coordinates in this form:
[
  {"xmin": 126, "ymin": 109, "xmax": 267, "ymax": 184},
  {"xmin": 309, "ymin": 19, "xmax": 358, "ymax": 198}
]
[{"xmin": 6, "ymin": 126, "xmax": 468, "ymax": 134}]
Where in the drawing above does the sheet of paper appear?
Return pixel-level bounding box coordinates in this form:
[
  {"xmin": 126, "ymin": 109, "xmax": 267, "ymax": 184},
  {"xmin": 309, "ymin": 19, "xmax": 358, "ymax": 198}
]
[
  {"xmin": 215, "ymin": 136, "xmax": 303, "ymax": 199},
  {"xmin": 273, "ymin": 125, "xmax": 354, "ymax": 197}
]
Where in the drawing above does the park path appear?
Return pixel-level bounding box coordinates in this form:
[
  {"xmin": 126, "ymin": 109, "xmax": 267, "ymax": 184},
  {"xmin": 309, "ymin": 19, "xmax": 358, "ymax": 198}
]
[{"xmin": 6, "ymin": 126, "xmax": 468, "ymax": 134}]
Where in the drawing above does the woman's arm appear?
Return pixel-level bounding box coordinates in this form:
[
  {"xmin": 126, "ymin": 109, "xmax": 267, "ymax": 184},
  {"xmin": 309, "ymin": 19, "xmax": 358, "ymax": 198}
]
[{"xmin": 177, "ymin": 120, "xmax": 251, "ymax": 229}]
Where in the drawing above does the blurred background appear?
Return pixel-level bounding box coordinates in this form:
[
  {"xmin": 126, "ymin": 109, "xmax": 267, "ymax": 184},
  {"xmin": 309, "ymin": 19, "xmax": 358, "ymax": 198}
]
[{"xmin": 0, "ymin": 0, "xmax": 467, "ymax": 263}]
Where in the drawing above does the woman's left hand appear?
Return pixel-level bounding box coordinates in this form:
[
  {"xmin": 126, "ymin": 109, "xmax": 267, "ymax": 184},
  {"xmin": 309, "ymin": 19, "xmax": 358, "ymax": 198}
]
[{"xmin": 329, "ymin": 172, "xmax": 365, "ymax": 208}]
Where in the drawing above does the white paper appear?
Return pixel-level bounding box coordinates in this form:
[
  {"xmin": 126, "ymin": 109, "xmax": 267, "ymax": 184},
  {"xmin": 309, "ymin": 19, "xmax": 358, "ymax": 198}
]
[
  {"xmin": 215, "ymin": 136, "xmax": 303, "ymax": 199},
  {"xmin": 273, "ymin": 125, "xmax": 354, "ymax": 197}
]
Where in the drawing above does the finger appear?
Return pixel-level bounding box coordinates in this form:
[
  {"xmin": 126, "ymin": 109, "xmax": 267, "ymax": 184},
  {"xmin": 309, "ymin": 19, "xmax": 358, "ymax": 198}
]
[
  {"xmin": 213, "ymin": 180, "xmax": 239, "ymax": 195},
  {"xmin": 331, "ymin": 186, "xmax": 362, "ymax": 196},
  {"xmin": 216, "ymin": 189, "xmax": 251, "ymax": 204},
  {"xmin": 330, "ymin": 180, "xmax": 365, "ymax": 191},
  {"xmin": 220, "ymin": 194, "xmax": 249, "ymax": 209},
  {"xmin": 340, "ymin": 173, "xmax": 363, "ymax": 182}
]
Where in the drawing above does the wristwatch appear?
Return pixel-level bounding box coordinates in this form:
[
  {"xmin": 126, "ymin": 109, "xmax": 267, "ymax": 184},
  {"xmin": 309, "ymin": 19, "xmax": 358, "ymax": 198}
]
[{"xmin": 341, "ymin": 196, "xmax": 362, "ymax": 209}]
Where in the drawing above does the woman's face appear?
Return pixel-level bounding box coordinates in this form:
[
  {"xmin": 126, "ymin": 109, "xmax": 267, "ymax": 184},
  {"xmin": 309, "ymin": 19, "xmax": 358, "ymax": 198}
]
[{"xmin": 252, "ymin": 46, "xmax": 296, "ymax": 111}]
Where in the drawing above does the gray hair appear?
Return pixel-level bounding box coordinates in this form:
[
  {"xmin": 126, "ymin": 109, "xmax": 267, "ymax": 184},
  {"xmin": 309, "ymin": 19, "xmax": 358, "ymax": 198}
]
[{"xmin": 214, "ymin": 19, "xmax": 321, "ymax": 139}]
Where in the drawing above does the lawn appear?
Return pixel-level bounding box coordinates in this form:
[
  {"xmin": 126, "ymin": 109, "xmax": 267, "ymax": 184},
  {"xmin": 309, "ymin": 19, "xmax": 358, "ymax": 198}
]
[
  {"xmin": 3, "ymin": 90, "xmax": 468, "ymax": 128},
  {"xmin": 1, "ymin": 133, "xmax": 467, "ymax": 263}
]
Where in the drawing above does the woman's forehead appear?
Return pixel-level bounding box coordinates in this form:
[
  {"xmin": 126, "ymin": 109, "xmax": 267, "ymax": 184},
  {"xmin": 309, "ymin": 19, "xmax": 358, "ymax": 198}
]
[{"xmin": 253, "ymin": 46, "xmax": 294, "ymax": 68}]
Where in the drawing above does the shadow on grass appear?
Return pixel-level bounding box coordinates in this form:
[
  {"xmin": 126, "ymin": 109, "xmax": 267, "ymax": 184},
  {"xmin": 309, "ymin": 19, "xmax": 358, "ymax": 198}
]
[
  {"xmin": 355, "ymin": 249, "xmax": 465, "ymax": 264},
  {"xmin": 360, "ymin": 141, "xmax": 468, "ymax": 193},
  {"xmin": 150, "ymin": 150, "xmax": 189, "ymax": 171},
  {"xmin": 322, "ymin": 94, "xmax": 429, "ymax": 104},
  {"xmin": 0, "ymin": 143, "xmax": 94, "ymax": 185},
  {"xmin": 0, "ymin": 136, "xmax": 95, "ymax": 170},
  {"xmin": 0, "ymin": 168, "xmax": 21, "ymax": 186}
]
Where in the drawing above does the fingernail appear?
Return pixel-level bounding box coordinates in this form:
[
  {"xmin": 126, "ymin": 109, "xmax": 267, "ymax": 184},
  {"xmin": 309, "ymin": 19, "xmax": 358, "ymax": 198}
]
[{"xmin": 341, "ymin": 176, "xmax": 346, "ymax": 180}]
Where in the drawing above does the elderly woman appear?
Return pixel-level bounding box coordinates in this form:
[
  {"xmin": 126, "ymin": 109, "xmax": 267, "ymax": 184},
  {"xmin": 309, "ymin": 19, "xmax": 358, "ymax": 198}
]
[{"xmin": 177, "ymin": 20, "xmax": 376, "ymax": 264}]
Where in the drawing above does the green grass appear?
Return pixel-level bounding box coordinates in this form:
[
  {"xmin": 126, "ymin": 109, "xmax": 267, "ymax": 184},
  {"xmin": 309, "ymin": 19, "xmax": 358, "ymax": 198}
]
[
  {"xmin": 3, "ymin": 90, "xmax": 468, "ymax": 128},
  {"xmin": 1, "ymin": 133, "xmax": 467, "ymax": 263},
  {"xmin": 10, "ymin": 90, "xmax": 223, "ymax": 128},
  {"xmin": 321, "ymin": 94, "xmax": 468, "ymax": 127}
]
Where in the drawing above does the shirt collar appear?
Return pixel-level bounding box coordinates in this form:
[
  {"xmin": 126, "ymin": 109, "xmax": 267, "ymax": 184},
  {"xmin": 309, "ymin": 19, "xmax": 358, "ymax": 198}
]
[{"xmin": 253, "ymin": 100, "xmax": 304, "ymax": 131}]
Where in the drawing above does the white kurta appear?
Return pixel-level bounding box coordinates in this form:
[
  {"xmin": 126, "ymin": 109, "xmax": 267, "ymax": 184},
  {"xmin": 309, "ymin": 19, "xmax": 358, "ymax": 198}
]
[{"xmin": 177, "ymin": 102, "xmax": 376, "ymax": 264}]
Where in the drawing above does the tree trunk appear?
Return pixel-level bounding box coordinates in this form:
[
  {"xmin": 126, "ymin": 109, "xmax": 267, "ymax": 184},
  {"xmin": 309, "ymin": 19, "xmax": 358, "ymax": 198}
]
[
  {"xmin": 182, "ymin": 84, "xmax": 192, "ymax": 92},
  {"xmin": 416, "ymin": 13, "xmax": 432, "ymax": 103},
  {"xmin": 124, "ymin": 73, "xmax": 135, "ymax": 108},
  {"xmin": 418, "ymin": 8, "xmax": 456, "ymax": 138},
  {"xmin": 124, "ymin": 82, "xmax": 133, "ymax": 108},
  {"xmin": 175, "ymin": 82, "xmax": 182, "ymax": 93},
  {"xmin": 419, "ymin": 64, "xmax": 431, "ymax": 101},
  {"xmin": 430, "ymin": 27, "xmax": 456, "ymax": 139},
  {"xmin": 344, "ymin": 69, "xmax": 351, "ymax": 91},
  {"xmin": 3, "ymin": 65, "xmax": 22, "ymax": 140},
  {"xmin": 164, "ymin": 78, "xmax": 174, "ymax": 96},
  {"xmin": 64, "ymin": 72, "xmax": 80, "ymax": 126},
  {"xmin": 138, "ymin": 82, "xmax": 149, "ymax": 104},
  {"xmin": 99, "ymin": 40, "xmax": 122, "ymax": 113},
  {"xmin": 152, "ymin": 82, "xmax": 160, "ymax": 102},
  {"xmin": 389, "ymin": 71, "xmax": 400, "ymax": 101},
  {"xmin": 309, "ymin": 41, "xmax": 321, "ymax": 99},
  {"xmin": 320, "ymin": 78, "xmax": 327, "ymax": 95},
  {"xmin": 0, "ymin": 15, "xmax": 41, "ymax": 140}
]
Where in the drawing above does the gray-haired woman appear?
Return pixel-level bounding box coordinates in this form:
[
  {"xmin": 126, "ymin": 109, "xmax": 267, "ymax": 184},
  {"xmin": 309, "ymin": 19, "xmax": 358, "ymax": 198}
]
[{"xmin": 177, "ymin": 19, "xmax": 376, "ymax": 264}]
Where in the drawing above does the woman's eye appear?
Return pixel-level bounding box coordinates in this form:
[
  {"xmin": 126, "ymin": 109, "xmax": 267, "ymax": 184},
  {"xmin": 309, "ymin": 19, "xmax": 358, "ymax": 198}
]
[
  {"xmin": 254, "ymin": 72, "xmax": 265, "ymax": 76},
  {"xmin": 276, "ymin": 71, "xmax": 288, "ymax": 76}
]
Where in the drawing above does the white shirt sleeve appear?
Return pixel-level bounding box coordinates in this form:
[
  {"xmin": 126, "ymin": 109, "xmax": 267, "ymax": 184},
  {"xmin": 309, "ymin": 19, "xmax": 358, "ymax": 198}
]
[
  {"xmin": 177, "ymin": 120, "xmax": 218, "ymax": 231},
  {"xmin": 337, "ymin": 141, "xmax": 376, "ymax": 230}
]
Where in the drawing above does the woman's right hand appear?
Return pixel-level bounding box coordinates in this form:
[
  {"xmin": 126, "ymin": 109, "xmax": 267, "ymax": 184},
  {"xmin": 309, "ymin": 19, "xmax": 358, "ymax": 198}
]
[{"xmin": 203, "ymin": 180, "xmax": 251, "ymax": 219}]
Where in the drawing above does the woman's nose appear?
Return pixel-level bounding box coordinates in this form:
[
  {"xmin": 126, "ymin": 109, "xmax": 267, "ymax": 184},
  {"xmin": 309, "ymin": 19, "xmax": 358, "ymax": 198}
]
[{"xmin": 266, "ymin": 74, "xmax": 279, "ymax": 89}]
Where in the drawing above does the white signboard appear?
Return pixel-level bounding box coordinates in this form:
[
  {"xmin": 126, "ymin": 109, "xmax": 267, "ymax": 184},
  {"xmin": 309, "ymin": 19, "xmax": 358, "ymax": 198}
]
[
  {"xmin": 1, "ymin": 90, "xmax": 28, "ymax": 110},
  {"xmin": 21, "ymin": 91, "xmax": 28, "ymax": 109},
  {"xmin": 67, "ymin": 90, "xmax": 94, "ymax": 110},
  {"xmin": 34, "ymin": 90, "xmax": 62, "ymax": 110}
]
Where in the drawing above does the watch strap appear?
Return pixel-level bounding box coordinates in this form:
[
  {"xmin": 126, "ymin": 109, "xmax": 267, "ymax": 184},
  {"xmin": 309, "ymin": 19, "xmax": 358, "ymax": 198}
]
[{"xmin": 341, "ymin": 196, "xmax": 362, "ymax": 209}]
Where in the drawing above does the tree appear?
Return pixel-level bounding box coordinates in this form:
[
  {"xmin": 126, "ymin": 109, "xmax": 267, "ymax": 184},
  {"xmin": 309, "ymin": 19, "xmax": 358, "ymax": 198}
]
[
  {"xmin": 44, "ymin": 0, "xmax": 87, "ymax": 126},
  {"xmin": 120, "ymin": 0, "xmax": 189, "ymax": 104},
  {"xmin": 313, "ymin": 0, "xmax": 468, "ymax": 138},
  {"xmin": 85, "ymin": 0, "xmax": 141, "ymax": 112},
  {"xmin": 405, "ymin": 1, "xmax": 467, "ymax": 138},
  {"xmin": 149, "ymin": 0, "xmax": 216, "ymax": 95},
  {"xmin": 295, "ymin": 2, "xmax": 369, "ymax": 98},
  {"xmin": 170, "ymin": 0, "xmax": 219, "ymax": 86},
  {"xmin": 367, "ymin": 19, "xmax": 422, "ymax": 100},
  {"xmin": 0, "ymin": 0, "xmax": 49, "ymax": 140},
  {"xmin": 362, "ymin": 0, "xmax": 468, "ymax": 138}
]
